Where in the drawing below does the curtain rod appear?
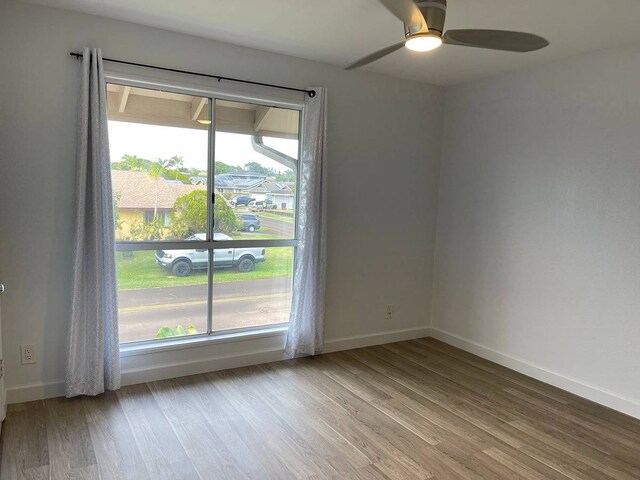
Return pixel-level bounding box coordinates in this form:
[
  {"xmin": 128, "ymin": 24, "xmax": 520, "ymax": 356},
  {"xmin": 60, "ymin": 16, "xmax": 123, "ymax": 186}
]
[{"xmin": 69, "ymin": 52, "xmax": 316, "ymax": 98}]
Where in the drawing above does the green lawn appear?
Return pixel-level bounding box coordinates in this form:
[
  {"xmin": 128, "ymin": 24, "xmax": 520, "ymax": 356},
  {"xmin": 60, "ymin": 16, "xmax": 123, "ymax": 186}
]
[
  {"xmin": 234, "ymin": 206, "xmax": 294, "ymax": 224},
  {"xmin": 257, "ymin": 211, "xmax": 294, "ymax": 223},
  {"xmin": 116, "ymin": 248, "xmax": 293, "ymax": 290},
  {"xmin": 230, "ymin": 232, "xmax": 280, "ymax": 240}
]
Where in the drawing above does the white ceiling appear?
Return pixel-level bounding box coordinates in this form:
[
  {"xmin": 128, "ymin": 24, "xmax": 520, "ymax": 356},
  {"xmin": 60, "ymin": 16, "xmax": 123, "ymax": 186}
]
[{"xmin": 24, "ymin": 0, "xmax": 640, "ymax": 85}]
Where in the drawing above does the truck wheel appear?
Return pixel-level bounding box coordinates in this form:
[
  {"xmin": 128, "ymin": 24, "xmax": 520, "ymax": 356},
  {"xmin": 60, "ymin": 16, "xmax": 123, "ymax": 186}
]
[
  {"xmin": 248, "ymin": 225, "xmax": 256, "ymax": 232},
  {"xmin": 237, "ymin": 257, "xmax": 255, "ymax": 273},
  {"xmin": 172, "ymin": 260, "xmax": 191, "ymax": 277}
]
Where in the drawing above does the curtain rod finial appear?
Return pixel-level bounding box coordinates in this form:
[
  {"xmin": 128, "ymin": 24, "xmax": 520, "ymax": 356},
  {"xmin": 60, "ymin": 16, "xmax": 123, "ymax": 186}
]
[{"xmin": 308, "ymin": 90, "xmax": 316, "ymax": 98}]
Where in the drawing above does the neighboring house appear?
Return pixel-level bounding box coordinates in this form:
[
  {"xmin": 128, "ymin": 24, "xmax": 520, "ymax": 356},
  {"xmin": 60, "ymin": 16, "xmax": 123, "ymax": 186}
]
[
  {"xmin": 215, "ymin": 172, "xmax": 295, "ymax": 209},
  {"xmin": 267, "ymin": 192, "xmax": 295, "ymax": 210},
  {"xmin": 214, "ymin": 172, "xmax": 267, "ymax": 195},
  {"xmin": 253, "ymin": 181, "xmax": 295, "ymax": 210},
  {"xmin": 189, "ymin": 175, "xmax": 207, "ymax": 185},
  {"xmin": 112, "ymin": 170, "xmax": 206, "ymax": 239}
]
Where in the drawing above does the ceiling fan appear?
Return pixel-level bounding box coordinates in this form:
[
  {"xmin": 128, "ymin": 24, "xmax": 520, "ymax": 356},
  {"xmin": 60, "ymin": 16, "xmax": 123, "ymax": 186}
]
[{"xmin": 346, "ymin": 0, "xmax": 549, "ymax": 69}]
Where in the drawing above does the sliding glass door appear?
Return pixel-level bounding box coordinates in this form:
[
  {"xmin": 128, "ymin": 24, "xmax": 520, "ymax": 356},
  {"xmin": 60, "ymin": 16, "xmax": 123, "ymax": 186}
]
[{"xmin": 106, "ymin": 83, "xmax": 301, "ymax": 344}]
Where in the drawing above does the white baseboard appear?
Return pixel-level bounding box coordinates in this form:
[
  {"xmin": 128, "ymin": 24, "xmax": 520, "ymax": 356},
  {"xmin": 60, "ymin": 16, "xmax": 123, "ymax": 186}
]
[
  {"xmin": 429, "ymin": 327, "xmax": 640, "ymax": 420},
  {"xmin": 121, "ymin": 346, "xmax": 286, "ymax": 386},
  {"xmin": 324, "ymin": 326, "xmax": 432, "ymax": 353},
  {"xmin": 10, "ymin": 325, "xmax": 637, "ymax": 421},
  {"xmin": 6, "ymin": 379, "xmax": 66, "ymax": 404},
  {"xmin": 5, "ymin": 325, "xmax": 431, "ymax": 404}
]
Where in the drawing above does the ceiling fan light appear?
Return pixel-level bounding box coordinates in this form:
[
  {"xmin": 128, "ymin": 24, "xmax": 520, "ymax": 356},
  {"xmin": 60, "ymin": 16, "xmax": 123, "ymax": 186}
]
[{"xmin": 405, "ymin": 33, "xmax": 443, "ymax": 52}]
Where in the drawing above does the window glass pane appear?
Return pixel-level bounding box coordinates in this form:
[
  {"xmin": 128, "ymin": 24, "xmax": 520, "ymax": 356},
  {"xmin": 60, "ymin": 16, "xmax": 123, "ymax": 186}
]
[
  {"xmin": 116, "ymin": 248, "xmax": 208, "ymax": 343},
  {"xmin": 213, "ymin": 247, "xmax": 293, "ymax": 331},
  {"xmin": 214, "ymin": 99, "xmax": 299, "ymax": 240},
  {"xmin": 107, "ymin": 83, "xmax": 300, "ymax": 344},
  {"xmin": 106, "ymin": 84, "xmax": 210, "ymax": 242}
]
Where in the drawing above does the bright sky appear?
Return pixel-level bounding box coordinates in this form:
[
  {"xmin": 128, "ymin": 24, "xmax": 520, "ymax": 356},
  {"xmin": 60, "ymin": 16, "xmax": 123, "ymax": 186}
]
[{"xmin": 108, "ymin": 121, "xmax": 298, "ymax": 173}]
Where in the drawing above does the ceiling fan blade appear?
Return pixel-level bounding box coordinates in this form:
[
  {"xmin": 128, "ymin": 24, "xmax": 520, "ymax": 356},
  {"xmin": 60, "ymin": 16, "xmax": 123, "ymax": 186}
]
[
  {"xmin": 377, "ymin": 0, "xmax": 426, "ymax": 32},
  {"xmin": 443, "ymin": 30, "xmax": 549, "ymax": 52},
  {"xmin": 346, "ymin": 42, "xmax": 406, "ymax": 70}
]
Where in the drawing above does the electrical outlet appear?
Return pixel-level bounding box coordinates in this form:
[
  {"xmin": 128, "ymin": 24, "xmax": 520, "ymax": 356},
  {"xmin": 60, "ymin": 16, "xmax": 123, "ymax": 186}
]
[
  {"xmin": 20, "ymin": 344, "xmax": 36, "ymax": 365},
  {"xmin": 385, "ymin": 304, "xmax": 393, "ymax": 320}
]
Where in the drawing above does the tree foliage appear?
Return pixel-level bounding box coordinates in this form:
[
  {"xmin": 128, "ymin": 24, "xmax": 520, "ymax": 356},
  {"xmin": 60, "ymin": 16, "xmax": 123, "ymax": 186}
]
[
  {"xmin": 214, "ymin": 193, "xmax": 242, "ymax": 235},
  {"xmin": 113, "ymin": 192, "xmax": 124, "ymax": 233},
  {"xmin": 156, "ymin": 324, "xmax": 198, "ymax": 338},
  {"xmin": 215, "ymin": 161, "xmax": 243, "ymax": 174},
  {"xmin": 113, "ymin": 154, "xmax": 192, "ymax": 184},
  {"xmin": 274, "ymin": 169, "xmax": 296, "ymax": 182},
  {"xmin": 187, "ymin": 167, "xmax": 206, "ymax": 176},
  {"xmin": 113, "ymin": 154, "xmax": 295, "ymax": 184},
  {"xmin": 170, "ymin": 190, "xmax": 240, "ymax": 237},
  {"xmin": 167, "ymin": 155, "xmax": 184, "ymax": 178},
  {"xmin": 111, "ymin": 154, "xmax": 153, "ymax": 171},
  {"xmin": 243, "ymin": 161, "xmax": 295, "ymax": 182},
  {"xmin": 170, "ymin": 190, "xmax": 208, "ymax": 237},
  {"xmin": 243, "ymin": 161, "xmax": 272, "ymax": 175},
  {"xmin": 129, "ymin": 218, "xmax": 166, "ymax": 241}
]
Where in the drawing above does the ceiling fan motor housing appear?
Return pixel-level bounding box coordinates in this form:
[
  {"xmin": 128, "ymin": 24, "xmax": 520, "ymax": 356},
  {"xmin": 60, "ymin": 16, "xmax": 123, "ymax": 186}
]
[
  {"xmin": 405, "ymin": 0, "xmax": 447, "ymax": 37},
  {"xmin": 345, "ymin": 0, "xmax": 550, "ymax": 70}
]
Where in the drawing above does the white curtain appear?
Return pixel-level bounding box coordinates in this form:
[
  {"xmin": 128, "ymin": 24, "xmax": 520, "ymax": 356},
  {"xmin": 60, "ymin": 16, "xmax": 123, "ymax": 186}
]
[
  {"xmin": 285, "ymin": 87, "xmax": 328, "ymax": 357},
  {"xmin": 66, "ymin": 48, "xmax": 120, "ymax": 397}
]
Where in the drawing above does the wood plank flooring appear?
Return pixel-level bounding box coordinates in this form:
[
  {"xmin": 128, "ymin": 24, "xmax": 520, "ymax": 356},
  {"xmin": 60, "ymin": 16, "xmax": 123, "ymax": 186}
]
[{"xmin": 1, "ymin": 338, "xmax": 639, "ymax": 479}]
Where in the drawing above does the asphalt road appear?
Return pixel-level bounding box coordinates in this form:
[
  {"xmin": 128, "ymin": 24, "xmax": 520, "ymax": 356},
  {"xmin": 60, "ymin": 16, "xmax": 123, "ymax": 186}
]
[
  {"xmin": 256, "ymin": 215, "xmax": 294, "ymax": 237},
  {"xmin": 235, "ymin": 208, "xmax": 294, "ymax": 238},
  {"xmin": 119, "ymin": 277, "xmax": 292, "ymax": 343}
]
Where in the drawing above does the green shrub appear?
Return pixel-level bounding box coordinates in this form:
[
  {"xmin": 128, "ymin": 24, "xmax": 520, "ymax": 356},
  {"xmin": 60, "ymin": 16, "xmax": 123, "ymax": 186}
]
[
  {"xmin": 130, "ymin": 218, "xmax": 167, "ymax": 241},
  {"xmin": 156, "ymin": 324, "xmax": 198, "ymax": 338},
  {"xmin": 170, "ymin": 190, "xmax": 241, "ymax": 237}
]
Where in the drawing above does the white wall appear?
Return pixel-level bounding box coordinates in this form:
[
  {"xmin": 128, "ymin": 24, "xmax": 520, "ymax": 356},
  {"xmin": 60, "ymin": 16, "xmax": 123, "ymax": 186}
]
[
  {"xmin": 0, "ymin": 1, "xmax": 444, "ymax": 400},
  {"xmin": 7, "ymin": 2, "xmax": 637, "ymax": 418},
  {"xmin": 432, "ymin": 44, "xmax": 640, "ymax": 417}
]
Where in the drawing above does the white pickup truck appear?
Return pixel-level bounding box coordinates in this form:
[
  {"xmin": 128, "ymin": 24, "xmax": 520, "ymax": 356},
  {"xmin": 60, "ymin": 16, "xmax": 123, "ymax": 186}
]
[{"xmin": 155, "ymin": 233, "xmax": 265, "ymax": 276}]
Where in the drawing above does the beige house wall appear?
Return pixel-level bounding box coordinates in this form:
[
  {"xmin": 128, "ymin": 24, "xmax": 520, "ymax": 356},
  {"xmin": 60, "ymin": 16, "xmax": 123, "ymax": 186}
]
[{"xmin": 116, "ymin": 209, "xmax": 143, "ymax": 240}]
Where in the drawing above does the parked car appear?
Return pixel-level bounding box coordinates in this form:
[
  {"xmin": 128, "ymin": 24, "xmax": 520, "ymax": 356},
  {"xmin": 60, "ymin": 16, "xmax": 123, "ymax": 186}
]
[
  {"xmin": 230, "ymin": 196, "xmax": 255, "ymax": 207},
  {"xmin": 248, "ymin": 199, "xmax": 275, "ymax": 211},
  {"xmin": 240, "ymin": 213, "xmax": 261, "ymax": 232},
  {"xmin": 155, "ymin": 233, "xmax": 265, "ymax": 276}
]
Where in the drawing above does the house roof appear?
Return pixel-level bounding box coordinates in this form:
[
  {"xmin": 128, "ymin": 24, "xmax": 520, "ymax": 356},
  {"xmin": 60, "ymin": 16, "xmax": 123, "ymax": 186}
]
[
  {"xmin": 112, "ymin": 170, "xmax": 205, "ymax": 210},
  {"xmin": 214, "ymin": 173, "xmax": 293, "ymax": 194},
  {"xmin": 189, "ymin": 176, "xmax": 207, "ymax": 184},
  {"xmin": 250, "ymin": 180, "xmax": 293, "ymax": 194},
  {"xmin": 215, "ymin": 172, "xmax": 267, "ymax": 190}
]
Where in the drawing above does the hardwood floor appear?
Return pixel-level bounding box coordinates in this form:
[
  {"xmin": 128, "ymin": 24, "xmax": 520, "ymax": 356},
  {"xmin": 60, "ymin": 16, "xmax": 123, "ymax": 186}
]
[{"xmin": 2, "ymin": 338, "xmax": 640, "ymax": 479}]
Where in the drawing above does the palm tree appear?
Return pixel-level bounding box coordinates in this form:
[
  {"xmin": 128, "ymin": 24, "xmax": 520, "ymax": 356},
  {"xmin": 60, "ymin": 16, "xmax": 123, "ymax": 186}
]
[
  {"xmin": 168, "ymin": 155, "xmax": 184, "ymax": 179},
  {"xmin": 120, "ymin": 154, "xmax": 144, "ymax": 170},
  {"xmin": 149, "ymin": 158, "xmax": 170, "ymax": 219}
]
